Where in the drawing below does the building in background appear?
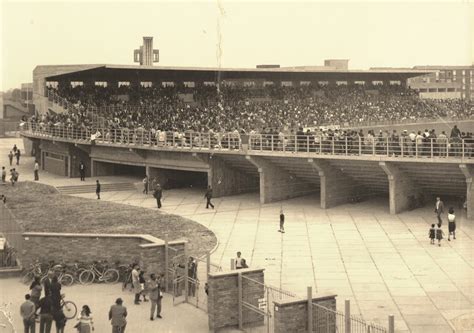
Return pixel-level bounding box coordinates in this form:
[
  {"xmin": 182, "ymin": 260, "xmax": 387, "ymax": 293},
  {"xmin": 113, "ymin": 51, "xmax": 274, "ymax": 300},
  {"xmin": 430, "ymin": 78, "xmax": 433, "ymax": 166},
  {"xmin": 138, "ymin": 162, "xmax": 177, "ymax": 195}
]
[{"xmin": 408, "ymin": 65, "xmax": 474, "ymax": 100}]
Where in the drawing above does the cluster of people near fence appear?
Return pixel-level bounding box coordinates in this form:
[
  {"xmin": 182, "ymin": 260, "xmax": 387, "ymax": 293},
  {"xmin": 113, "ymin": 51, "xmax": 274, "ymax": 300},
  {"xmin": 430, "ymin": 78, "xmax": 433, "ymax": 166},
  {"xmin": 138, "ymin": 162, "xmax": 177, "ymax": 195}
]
[{"xmin": 44, "ymin": 83, "xmax": 473, "ymax": 134}]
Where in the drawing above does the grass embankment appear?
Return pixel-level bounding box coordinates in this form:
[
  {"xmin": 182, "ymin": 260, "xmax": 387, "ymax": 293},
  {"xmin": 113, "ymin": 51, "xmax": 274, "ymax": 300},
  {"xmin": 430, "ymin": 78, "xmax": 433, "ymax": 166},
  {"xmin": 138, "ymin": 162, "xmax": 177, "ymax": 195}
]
[{"xmin": 2, "ymin": 182, "xmax": 217, "ymax": 258}]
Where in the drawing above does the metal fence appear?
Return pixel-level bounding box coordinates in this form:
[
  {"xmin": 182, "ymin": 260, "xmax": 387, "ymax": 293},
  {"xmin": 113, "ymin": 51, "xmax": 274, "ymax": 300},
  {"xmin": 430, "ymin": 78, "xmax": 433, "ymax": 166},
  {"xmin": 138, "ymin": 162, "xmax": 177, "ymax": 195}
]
[
  {"xmin": 0, "ymin": 204, "xmax": 23, "ymax": 268},
  {"xmin": 21, "ymin": 121, "xmax": 473, "ymax": 160}
]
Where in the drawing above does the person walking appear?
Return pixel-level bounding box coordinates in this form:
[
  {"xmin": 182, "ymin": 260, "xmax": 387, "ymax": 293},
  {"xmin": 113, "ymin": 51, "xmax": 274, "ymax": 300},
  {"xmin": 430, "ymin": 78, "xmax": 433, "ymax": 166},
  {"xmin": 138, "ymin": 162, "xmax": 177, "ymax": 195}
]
[
  {"xmin": 447, "ymin": 207, "xmax": 456, "ymax": 241},
  {"xmin": 34, "ymin": 161, "xmax": 40, "ymax": 181},
  {"xmin": 153, "ymin": 184, "xmax": 162, "ymax": 209},
  {"xmin": 76, "ymin": 305, "xmax": 94, "ymax": 333},
  {"xmin": 1, "ymin": 166, "xmax": 6, "ymax": 184},
  {"xmin": 8, "ymin": 151, "xmax": 13, "ymax": 166},
  {"xmin": 434, "ymin": 197, "xmax": 444, "ymax": 225},
  {"xmin": 204, "ymin": 185, "xmax": 214, "ymax": 209},
  {"xmin": 79, "ymin": 162, "xmax": 86, "ymax": 181},
  {"xmin": 142, "ymin": 175, "xmax": 148, "ymax": 195},
  {"xmin": 436, "ymin": 223, "xmax": 444, "ymax": 247},
  {"xmin": 36, "ymin": 295, "xmax": 53, "ymax": 333},
  {"xmin": 109, "ymin": 298, "xmax": 127, "ymax": 333},
  {"xmin": 131, "ymin": 264, "xmax": 141, "ymax": 305},
  {"xmin": 16, "ymin": 149, "xmax": 21, "ymax": 165},
  {"xmin": 20, "ymin": 294, "xmax": 36, "ymax": 333},
  {"xmin": 279, "ymin": 209, "xmax": 285, "ymax": 233},
  {"xmin": 96, "ymin": 180, "xmax": 101, "ymax": 200},
  {"xmin": 429, "ymin": 224, "xmax": 436, "ymax": 245},
  {"xmin": 148, "ymin": 274, "xmax": 162, "ymax": 320}
]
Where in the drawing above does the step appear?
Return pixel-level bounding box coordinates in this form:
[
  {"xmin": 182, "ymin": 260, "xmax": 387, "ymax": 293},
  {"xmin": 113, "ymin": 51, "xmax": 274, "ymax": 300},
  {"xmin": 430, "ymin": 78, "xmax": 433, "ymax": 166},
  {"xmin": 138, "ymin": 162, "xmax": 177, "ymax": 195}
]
[{"xmin": 56, "ymin": 183, "xmax": 137, "ymax": 194}]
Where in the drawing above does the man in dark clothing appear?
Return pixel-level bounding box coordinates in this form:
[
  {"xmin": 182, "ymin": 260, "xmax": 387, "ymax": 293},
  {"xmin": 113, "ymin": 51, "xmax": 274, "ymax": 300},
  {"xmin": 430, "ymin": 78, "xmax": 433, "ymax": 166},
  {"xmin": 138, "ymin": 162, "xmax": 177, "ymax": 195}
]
[
  {"xmin": 153, "ymin": 184, "xmax": 162, "ymax": 208},
  {"xmin": 79, "ymin": 162, "xmax": 86, "ymax": 181},
  {"xmin": 36, "ymin": 295, "xmax": 53, "ymax": 333},
  {"xmin": 279, "ymin": 209, "xmax": 285, "ymax": 233},
  {"xmin": 15, "ymin": 149, "xmax": 21, "ymax": 165},
  {"xmin": 96, "ymin": 180, "xmax": 101, "ymax": 200},
  {"xmin": 204, "ymin": 186, "xmax": 214, "ymax": 209},
  {"xmin": 8, "ymin": 151, "xmax": 13, "ymax": 166},
  {"xmin": 43, "ymin": 271, "xmax": 54, "ymax": 297}
]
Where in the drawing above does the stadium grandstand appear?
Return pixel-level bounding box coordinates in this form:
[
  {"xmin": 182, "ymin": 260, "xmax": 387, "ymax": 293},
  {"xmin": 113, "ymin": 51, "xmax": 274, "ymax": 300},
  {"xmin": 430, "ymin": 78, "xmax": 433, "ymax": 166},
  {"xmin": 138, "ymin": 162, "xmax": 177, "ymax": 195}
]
[{"xmin": 21, "ymin": 58, "xmax": 474, "ymax": 219}]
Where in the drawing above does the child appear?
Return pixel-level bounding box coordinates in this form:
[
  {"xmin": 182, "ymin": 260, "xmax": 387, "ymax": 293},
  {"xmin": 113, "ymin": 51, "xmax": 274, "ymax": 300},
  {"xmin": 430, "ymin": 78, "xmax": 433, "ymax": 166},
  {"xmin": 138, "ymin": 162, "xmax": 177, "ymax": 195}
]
[
  {"xmin": 436, "ymin": 223, "xmax": 444, "ymax": 247},
  {"xmin": 429, "ymin": 224, "xmax": 436, "ymax": 245},
  {"xmin": 447, "ymin": 207, "xmax": 456, "ymax": 241}
]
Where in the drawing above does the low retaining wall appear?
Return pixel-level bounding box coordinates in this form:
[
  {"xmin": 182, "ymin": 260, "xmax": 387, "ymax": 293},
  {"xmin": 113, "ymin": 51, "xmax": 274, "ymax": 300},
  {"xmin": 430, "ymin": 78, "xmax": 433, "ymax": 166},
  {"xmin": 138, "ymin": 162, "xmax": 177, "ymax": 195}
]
[{"xmin": 21, "ymin": 232, "xmax": 185, "ymax": 275}]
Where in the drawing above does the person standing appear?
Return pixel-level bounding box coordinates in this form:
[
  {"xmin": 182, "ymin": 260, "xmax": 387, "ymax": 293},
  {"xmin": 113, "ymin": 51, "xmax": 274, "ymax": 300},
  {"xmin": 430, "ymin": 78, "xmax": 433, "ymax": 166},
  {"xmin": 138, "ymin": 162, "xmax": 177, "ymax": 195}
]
[
  {"xmin": 20, "ymin": 294, "xmax": 36, "ymax": 333},
  {"xmin": 234, "ymin": 252, "xmax": 248, "ymax": 270},
  {"xmin": 109, "ymin": 298, "xmax": 127, "ymax": 333},
  {"xmin": 142, "ymin": 175, "xmax": 148, "ymax": 195},
  {"xmin": 1, "ymin": 166, "xmax": 6, "ymax": 184},
  {"xmin": 204, "ymin": 185, "xmax": 214, "ymax": 209},
  {"xmin": 429, "ymin": 224, "xmax": 436, "ymax": 245},
  {"xmin": 96, "ymin": 180, "xmax": 101, "ymax": 200},
  {"xmin": 79, "ymin": 162, "xmax": 86, "ymax": 181},
  {"xmin": 138, "ymin": 270, "xmax": 148, "ymax": 302},
  {"xmin": 30, "ymin": 276, "xmax": 43, "ymax": 309},
  {"xmin": 15, "ymin": 149, "xmax": 21, "ymax": 165},
  {"xmin": 36, "ymin": 295, "xmax": 53, "ymax": 333},
  {"xmin": 153, "ymin": 184, "xmax": 162, "ymax": 209},
  {"xmin": 188, "ymin": 257, "xmax": 197, "ymax": 297},
  {"xmin": 43, "ymin": 271, "xmax": 54, "ymax": 297},
  {"xmin": 148, "ymin": 274, "xmax": 161, "ymax": 320},
  {"xmin": 34, "ymin": 160, "xmax": 40, "ymax": 181},
  {"xmin": 447, "ymin": 207, "xmax": 456, "ymax": 241},
  {"xmin": 279, "ymin": 209, "xmax": 285, "ymax": 233},
  {"xmin": 131, "ymin": 265, "xmax": 141, "ymax": 305},
  {"xmin": 76, "ymin": 305, "xmax": 94, "ymax": 333},
  {"xmin": 8, "ymin": 151, "xmax": 13, "ymax": 166},
  {"xmin": 434, "ymin": 197, "xmax": 444, "ymax": 225},
  {"xmin": 50, "ymin": 276, "xmax": 62, "ymax": 310}
]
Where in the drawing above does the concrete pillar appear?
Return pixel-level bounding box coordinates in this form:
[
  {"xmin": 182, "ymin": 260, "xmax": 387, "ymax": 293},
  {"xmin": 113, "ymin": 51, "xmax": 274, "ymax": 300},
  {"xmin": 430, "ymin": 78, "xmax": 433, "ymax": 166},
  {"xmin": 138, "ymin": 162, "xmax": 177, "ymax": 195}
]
[
  {"xmin": 379, "ymin": 162, "xmax": 422, "ymax": 214},
  {"xmin": 459, "ymin": 164, "xmax": 474, "ymax": 219},
  {"xmin": 208, "ymin": 156, "xmax": 259, "ymax": 197},
  {"xmin": 246, "ymin": 156, "xmax": 314, "ymax": 204},
  {"xmin": 308, "ymin": 159, "xmax": 358, "ymax": 209}
]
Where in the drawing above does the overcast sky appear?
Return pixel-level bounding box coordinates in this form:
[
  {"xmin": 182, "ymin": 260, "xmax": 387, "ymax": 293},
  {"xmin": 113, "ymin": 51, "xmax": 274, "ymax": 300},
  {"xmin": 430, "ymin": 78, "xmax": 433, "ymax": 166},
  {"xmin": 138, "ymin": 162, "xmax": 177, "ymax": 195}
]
[{"xmin": 1, "ymin": 0, "xmax": 473, "ymax": 91}]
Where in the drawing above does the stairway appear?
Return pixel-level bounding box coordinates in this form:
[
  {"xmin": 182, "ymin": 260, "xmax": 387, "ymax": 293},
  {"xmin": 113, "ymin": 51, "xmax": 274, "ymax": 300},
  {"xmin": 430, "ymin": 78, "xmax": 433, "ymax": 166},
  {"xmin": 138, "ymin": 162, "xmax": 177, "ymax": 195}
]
[{"xmin": 56, "ymin": 182, "xmax": 137, "ymax": 195}]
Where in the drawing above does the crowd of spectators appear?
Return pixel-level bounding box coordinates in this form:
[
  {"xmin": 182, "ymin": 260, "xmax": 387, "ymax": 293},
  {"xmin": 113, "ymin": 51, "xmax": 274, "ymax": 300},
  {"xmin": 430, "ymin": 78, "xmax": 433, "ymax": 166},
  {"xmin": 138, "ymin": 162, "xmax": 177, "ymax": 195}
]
[{"xmin": 44, "ymin": 83, "xmax": 473, "ymax": 134}]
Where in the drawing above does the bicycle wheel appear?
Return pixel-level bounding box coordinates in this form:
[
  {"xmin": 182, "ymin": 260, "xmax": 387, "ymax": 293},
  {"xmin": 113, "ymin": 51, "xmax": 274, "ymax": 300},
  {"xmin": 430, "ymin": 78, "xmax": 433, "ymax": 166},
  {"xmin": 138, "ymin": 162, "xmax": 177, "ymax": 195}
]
[
  {"xmin": 21, "ymin": 271, "xmax": 35, "ymax": 285},
  {"xmin": 103, "ymin": 268, "xmax": 120, "ymax": 284},
  {"xmin": 62, "ymin": 301, "xmax": 77, "ymax": 319},
  {"xmin": 78, "ymin": 270, "xmax": 95, "ymax": 285},
  {"xmin": 60, "ymin": 274, "xmax": 74, "ymax": 287}
]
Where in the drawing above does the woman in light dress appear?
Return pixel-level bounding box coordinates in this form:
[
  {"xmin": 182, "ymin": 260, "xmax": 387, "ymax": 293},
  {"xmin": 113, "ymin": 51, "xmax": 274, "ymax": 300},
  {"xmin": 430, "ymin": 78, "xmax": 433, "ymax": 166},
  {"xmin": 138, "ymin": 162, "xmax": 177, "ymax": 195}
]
[{"xmin": 76, "ymin": 305, "xmax": 94, "ymax": 332}]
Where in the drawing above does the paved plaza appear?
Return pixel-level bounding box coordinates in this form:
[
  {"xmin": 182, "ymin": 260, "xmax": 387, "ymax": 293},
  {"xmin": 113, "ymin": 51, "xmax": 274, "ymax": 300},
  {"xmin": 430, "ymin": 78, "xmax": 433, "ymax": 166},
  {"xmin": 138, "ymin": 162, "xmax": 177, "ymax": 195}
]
[{"xmin": 1, "ymin": 138, "xmax": 473, "ymax": 332}]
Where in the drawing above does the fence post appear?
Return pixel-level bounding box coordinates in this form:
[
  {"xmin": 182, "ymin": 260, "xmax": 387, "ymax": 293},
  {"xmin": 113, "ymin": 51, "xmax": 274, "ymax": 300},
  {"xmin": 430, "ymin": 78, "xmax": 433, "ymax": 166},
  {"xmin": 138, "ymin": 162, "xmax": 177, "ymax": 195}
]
[
  {"xmin": 260, "ymin": 135, "xmax": 263, "ymax": 151},
  {"xmin": 271, "ymin": 135, "xmax": 274, "ymax": 152},
  {"xmin": 206, "ymin": 253, "xmax": 211, "ymax": 274},
  {"xmin": 431, "ymin": 139, "xmax": 434, "ymax": 158},
  {"xmin": 238, "ymin": 273, "xmax": 243, "ymax": 330},
  {"xmin": 462, "ymin": 139, "xmax": 465, "ymax": 158},
  {"xmin": 345, "ymin": 299, "xmax": 351, "ymax": 333},
  {"xmin": 307, "ymin": 286, "xmax": 313, "ymax": 333},
  {"xmin": 184, "ymin": 242, "xmax": 189, "ymax": 303},
  {"xmin": 358, "ymin": 136, "xmax": 362, "ymax": 156},
  {"xmin": 345, "ymin": 137, "xmax": 348, "ymax": 155},
  {"xmin": 307, "ymin": 136, "xmax": 310, "ymax": 154},
  {"xmin": 388, "ymin": 314, "xmax": 394, "ymax": 333},
  {"xmin": 164, "ymin": 239, "xmax": 169, "ymax": 293}
]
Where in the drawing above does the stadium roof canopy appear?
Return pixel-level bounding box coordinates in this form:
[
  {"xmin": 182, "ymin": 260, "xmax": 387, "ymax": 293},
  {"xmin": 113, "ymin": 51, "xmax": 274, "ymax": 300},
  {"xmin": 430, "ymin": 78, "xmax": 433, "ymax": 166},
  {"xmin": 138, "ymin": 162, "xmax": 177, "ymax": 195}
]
[{"xmin": 43, "ymin": 64, "xmax": 433, "ymax": 83}]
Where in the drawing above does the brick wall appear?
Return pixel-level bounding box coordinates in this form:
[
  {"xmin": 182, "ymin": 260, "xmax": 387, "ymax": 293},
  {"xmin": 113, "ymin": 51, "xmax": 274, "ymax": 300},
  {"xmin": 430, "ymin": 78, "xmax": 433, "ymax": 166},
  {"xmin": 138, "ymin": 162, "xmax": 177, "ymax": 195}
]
[
  {"xmin": 207, "ymin": 268, "xmax": 265, "ymax": 331},
  {"xmin": 273, "ymin": 294, "xmax": 337, "ymax": 333},
  {"xmin": 20, "ymin": 232, "xmax": 185, "ymax": 277}
]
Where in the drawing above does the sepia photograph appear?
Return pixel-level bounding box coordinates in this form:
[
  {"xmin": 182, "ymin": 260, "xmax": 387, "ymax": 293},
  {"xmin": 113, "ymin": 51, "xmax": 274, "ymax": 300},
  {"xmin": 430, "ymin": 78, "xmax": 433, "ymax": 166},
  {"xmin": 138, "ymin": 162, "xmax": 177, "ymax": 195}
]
[{"xmin": 0, "ymin": 0, "xmax": 473, "ymax": 332}]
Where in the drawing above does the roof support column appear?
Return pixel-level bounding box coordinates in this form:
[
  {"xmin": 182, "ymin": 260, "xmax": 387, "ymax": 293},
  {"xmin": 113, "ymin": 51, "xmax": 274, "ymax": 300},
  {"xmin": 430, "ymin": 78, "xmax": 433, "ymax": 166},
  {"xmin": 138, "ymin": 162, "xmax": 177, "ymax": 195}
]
[
  {"xmin": 379, "ymin": 162, "xmax": 422, "ymax": 214},
  {"xmin": 459, "ymin": 164, "xmax": 474, "ymax": 219},
  {"xmin": 308, "ymin": 158, "xmax": 358, "ymax": 209},
  {"xmin": 246, "ymin": 156, "xmax": 313, "ymax": 204}
]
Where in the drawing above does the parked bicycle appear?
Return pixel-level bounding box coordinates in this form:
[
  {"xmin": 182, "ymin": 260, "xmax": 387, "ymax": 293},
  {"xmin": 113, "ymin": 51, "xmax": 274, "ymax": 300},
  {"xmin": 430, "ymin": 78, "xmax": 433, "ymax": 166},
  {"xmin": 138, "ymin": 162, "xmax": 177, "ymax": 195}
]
[
  {"xmin": 40, "ymin": 264, "xmax": 75, "ymax": 287},
  {"xmin": 21, "ymin": 260, "xmax": 49, "ymax": 285},
  {"xmin": 118, "ymin": 263, "xmax": 134, "ymax": 291},
  {"xmin": 79, "ymin": 261, "xmax": 120, "ymax": 285}
]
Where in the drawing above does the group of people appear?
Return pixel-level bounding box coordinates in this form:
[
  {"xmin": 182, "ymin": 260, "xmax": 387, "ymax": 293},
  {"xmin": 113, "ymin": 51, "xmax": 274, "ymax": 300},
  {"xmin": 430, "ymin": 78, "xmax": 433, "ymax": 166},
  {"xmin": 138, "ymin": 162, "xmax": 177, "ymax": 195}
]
[
  {"xmin": 430, "ymin": 197, "xmax": 457, "ymax": 246},
  {"xmin": 8, "ymin": 144, "xmax": 21, "ymax": 166},
  {"xmin": 129, "ymin": 264, "xmax": 165, "ymax": 321}
]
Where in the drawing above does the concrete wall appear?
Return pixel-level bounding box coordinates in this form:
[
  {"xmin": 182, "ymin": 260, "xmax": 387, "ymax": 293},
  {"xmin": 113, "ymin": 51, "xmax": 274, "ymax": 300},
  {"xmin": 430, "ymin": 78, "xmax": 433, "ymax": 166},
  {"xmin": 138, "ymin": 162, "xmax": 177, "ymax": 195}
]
[
  {"xmin": 209, "ymin": 156, "xmax": 259, "ymax": 197},
  {"xmin": 207, "ymin": 268, "xmax": 265, "ymax": 331},
  {"xmin": 274, "ymin": 294, "xmax": 337, "ymax": 333},
  {"xmin": 21, "ymin": 232, "xmax": 185, "ymax": 277}
]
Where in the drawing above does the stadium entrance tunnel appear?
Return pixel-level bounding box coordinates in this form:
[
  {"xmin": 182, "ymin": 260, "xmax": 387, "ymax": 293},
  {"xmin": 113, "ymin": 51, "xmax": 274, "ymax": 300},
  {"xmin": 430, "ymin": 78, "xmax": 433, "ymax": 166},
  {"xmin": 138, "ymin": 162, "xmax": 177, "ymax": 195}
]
[
  {"xmin": 147, "ymin": 167, "xmax": 207, "ymax": 190},
  {"xmin": 92, "ymin": 160, "xmax": 146, "ymax": 178}
]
